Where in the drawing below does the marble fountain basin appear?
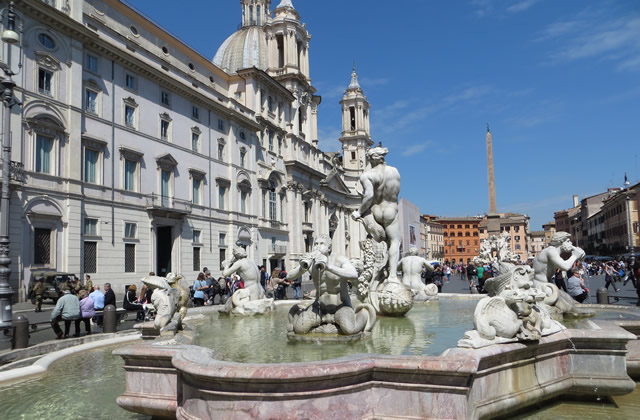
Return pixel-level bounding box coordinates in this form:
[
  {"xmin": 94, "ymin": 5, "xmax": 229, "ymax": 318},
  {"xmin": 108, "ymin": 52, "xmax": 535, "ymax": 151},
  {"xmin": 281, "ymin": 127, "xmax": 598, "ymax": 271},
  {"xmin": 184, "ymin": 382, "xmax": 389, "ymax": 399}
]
[{"xmin": 115, "ymin": 299, "xmax": 640, "ymax": 419}]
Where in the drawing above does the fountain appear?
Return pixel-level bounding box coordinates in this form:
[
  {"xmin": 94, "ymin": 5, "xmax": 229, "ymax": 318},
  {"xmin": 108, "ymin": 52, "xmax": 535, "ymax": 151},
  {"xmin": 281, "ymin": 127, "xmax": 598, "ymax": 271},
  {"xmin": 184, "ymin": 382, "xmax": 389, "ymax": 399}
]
[{"xmin": 110, "ymin": 145, "xmax": 639, "ymax": 419}]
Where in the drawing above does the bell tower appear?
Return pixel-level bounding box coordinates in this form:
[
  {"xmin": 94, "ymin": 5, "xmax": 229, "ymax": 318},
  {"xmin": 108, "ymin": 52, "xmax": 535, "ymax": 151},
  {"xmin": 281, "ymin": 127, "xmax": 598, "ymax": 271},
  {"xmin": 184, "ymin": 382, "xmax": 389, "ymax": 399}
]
[
  {"xmin": 339, "ymin": 67, "xmax": 372, "ymax": 176},
  {"xmin": 265, "ymin": 0, "xmax": 309, "ymax": 78},
  {"xmin": 240, "ymin": 0, "xmax": 271, "ymax": 27}
]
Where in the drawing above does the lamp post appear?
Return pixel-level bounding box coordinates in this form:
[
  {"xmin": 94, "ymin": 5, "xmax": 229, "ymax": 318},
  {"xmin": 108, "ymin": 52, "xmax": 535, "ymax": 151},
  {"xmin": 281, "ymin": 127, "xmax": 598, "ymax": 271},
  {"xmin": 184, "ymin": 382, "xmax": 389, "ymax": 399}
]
[{"xmin": 0, "ymin": 2, "xmax": 22, "ymax": 329}]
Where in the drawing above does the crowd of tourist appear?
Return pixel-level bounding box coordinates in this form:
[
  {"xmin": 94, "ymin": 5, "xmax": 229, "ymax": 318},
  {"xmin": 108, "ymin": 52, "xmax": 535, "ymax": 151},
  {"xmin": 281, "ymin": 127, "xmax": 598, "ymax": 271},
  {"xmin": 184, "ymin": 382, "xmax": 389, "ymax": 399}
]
[{"xmin": 35, "ymin": 254, "xmax": 640, "ymax": 340}]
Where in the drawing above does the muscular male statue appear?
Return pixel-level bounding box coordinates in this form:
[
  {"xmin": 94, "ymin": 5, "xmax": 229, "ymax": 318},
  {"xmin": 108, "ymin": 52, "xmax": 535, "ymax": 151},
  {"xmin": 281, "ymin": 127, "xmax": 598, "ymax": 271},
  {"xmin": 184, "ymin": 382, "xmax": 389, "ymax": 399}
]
[
  {"xmin": 533, "ymin": 232, "xmax": 585, "ymax": 284},
  {"xmin": 397, "ymin": 247, "xmax": 434, "ymax": 292},
  {"xmin": 222, "ymin": 246, "xmax": 264, "ymax": 301},
  {"xmin": 287, "ymin": 234, "xmax": 375, "ymax": 335},
  {"xmin": 351, "ymin": 145, "xmax": 402, "ymax": 283}
]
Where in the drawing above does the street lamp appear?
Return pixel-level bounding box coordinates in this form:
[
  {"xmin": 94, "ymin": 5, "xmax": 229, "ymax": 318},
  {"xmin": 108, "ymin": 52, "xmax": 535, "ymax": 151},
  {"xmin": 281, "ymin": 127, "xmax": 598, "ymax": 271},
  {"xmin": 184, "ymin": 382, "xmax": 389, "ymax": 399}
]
[{"xmin": 0, "ymin": 2, "xmax": 22, "ymax": 329}]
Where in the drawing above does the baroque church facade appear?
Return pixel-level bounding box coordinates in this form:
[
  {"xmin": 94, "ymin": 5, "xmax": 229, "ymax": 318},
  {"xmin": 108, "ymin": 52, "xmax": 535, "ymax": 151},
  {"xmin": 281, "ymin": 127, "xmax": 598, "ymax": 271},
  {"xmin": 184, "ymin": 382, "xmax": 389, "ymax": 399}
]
[{"xmin": 1, "ymin": 0, "xmax": 375, "ymax": 300}]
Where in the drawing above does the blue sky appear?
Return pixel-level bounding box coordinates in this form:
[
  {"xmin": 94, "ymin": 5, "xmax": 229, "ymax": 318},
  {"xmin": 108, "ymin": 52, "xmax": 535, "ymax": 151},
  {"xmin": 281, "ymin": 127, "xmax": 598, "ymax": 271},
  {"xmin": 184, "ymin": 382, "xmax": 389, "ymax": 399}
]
[{"xmin": 126, "ymin": 0, "xmax": 640, "ymax": 230}]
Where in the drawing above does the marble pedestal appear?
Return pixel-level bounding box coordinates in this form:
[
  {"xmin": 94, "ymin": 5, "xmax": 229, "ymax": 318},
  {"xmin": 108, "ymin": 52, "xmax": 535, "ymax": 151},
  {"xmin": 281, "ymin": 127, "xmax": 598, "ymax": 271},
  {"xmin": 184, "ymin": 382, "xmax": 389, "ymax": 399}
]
[{"xmin": 115, "ymin": 321, "xmax": 638, "ymax": 419}]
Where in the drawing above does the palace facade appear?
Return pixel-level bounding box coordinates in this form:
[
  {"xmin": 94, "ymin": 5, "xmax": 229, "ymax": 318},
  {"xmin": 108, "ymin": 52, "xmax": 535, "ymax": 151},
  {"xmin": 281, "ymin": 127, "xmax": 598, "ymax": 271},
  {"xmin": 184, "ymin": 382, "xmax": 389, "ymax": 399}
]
[{"xmin": 0, "ymin": 0, "xmax": 373, "ymax": 300}]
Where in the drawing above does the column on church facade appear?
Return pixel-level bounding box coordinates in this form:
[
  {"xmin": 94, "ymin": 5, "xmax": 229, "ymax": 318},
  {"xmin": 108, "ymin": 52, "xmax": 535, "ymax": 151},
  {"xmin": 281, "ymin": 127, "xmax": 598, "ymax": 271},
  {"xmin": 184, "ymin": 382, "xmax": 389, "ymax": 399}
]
[{"xmin": 304, "ymin": 43, "xmax": 310, "ymax": 77}]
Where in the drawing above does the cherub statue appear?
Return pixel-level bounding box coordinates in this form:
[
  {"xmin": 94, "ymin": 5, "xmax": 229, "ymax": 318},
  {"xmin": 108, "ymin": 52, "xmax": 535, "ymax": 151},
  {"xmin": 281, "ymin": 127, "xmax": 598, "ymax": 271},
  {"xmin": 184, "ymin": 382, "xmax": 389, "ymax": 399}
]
[
  {"xmin": 221, "ymin": 246, "xmax": 273, "ymax": 315},
  {"xmin": 397, "ymin": 247, "xmax": 437, "ymax": 301},
  {"xmin": 142, "ymin": 272, "xmax": 186, "ymax": 334}
]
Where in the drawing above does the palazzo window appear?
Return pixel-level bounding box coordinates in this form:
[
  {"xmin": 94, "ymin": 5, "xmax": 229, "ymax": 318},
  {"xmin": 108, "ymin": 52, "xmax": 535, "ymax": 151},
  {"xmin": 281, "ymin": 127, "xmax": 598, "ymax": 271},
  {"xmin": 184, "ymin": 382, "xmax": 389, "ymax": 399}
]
[
  {"xmin": 161, "ymin": 90, "xmax": 171, "ymax": 106},
  {"xmin": 190, "ymin": 169, "xmax": 206, "ymax": 206},
  {"xmin": 268, "ymin": 130, "xmax": 274, "ymax": 152},
  {"xmin": 218, "ymin": 185, "xmax": 226, "ymax": 210},
  {"xmin": 83, "ymin": 148, "xmax": 99, "ymax": 184},
  {"xmin": 119, "ymin": 146, "xmax": 143, "ymax": 192},
  {"xmin": 192, "ymin": 132, "xmax": 200, "ymax": 152},
  {"xmin": 240, "ymin": 148, "xmax": 246, "ymax": 167},
  {"xmin": 240, "ymin": 191, "xmax": 248, "ymax": 213},
  {"xmin": 159, "ymin": 113, "xmax": 172, "ymax": 141},
  {"xmin": 34, "ymin": 228, "xmax": 52, "ymax": 265},
  {"xmin": 124, "ymin": 159, "xmax": 137, "ymax": 191},
  {"xmin": 83, "ymin": 218, "xmax": 98, "ymax": 236},
  {"xmin": 268, "ymin": 181, "xmax": 277, "ymax": 221},
  {"xmin": 35, "ymin": 135, "xmax": 53, "ymax": 174},
  {"xmin": 38, "ymin": 68, "xmax": 53, "ymax": 96},
  {"xmin": 123, "ymin": 97, "xmax": 138, "ymax": 129},
  {"xmin": 85, "ymin": 89, "xmax": 98, "ymax": 114},
  {"xmin": 125, "ymin": 73, "xmax": 136, "ymax": 90},
  {"xmin": 124, "ymin": 222, "xmax": 137, "ymax": 239},
  {"xmin": 85, "ymin": 53, "xmax": 98, "ymax": 73}
]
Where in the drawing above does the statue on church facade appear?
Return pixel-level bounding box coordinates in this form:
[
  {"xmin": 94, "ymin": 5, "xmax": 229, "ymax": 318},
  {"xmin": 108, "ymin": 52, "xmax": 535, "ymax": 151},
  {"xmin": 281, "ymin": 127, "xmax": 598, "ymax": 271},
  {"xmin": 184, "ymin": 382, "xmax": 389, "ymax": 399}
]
[
  {"xmin": 350, "ymin": 144, "xmax": 413, "ymax": 316},
  {"xmin": 286, "ymin": 234, "xmax": 376, "ymax": 339},
  {"xmin": 397, "ymin": 247, "xmax": 438, "ymax": 302},
  {"xmin": 221, "ymin": 246, "xmax": 274, "ymax": 316}
]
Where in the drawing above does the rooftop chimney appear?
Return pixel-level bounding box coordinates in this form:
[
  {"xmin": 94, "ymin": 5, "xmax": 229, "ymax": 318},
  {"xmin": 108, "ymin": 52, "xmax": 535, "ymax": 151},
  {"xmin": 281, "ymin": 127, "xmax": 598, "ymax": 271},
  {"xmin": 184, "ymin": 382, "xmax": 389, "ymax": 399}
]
[{"xmin": 572, "ymin": 195, "xmax": 579, "ymax": 208}]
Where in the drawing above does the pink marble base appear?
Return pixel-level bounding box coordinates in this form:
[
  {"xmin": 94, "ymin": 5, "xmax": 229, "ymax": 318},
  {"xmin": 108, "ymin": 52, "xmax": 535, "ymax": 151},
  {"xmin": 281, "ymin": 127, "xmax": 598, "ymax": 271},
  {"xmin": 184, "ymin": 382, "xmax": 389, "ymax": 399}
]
[{"xmin": 115, "ymin": 323, "xmax": 638, "ymax": 419}]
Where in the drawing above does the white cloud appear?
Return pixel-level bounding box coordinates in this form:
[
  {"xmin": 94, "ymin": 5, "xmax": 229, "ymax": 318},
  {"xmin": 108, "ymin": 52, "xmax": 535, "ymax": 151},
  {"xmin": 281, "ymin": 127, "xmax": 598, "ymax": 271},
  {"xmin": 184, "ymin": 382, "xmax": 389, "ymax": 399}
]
[
  {"xmin": 400, "ymin": 141, "xmax": 435, "ymax": 157},
  {"xmin": 540, "ymin": 9, "xmax": 640, "ymax": 72},
  {"xmin": 316, "ymin": 126, "xmax": 342, "ymax": 153},
  {"xmin": 472, "ymin": 0, "xmax": 541, "ymax": 17},
  {"xmin": 506, "ymin": 0, "xmax": 541, "ymax": 14}
]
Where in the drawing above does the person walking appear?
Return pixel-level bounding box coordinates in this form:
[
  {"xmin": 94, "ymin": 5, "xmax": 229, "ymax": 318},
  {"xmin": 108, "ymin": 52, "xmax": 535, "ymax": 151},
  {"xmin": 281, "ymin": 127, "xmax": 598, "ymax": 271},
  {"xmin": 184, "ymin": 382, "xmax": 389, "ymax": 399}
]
[
  {"xmin": 32, "ymin": 277, "xmax": 45, "ymax": 312},
  {"xmin": 432, "ymin": 266, "xmax": 444, "ymax": 293},
  {"xmin": 604, "ymin": 263, "xmax": 620, "ymax": 292},
  {"xmin": 50, "ymin": 289, "xmax": 81, "ymax": 339}
]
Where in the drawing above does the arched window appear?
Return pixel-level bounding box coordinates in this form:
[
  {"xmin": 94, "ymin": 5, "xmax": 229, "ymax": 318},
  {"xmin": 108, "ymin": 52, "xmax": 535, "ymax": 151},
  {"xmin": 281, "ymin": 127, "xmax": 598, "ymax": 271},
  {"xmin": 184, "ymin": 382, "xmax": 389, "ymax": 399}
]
[{"xmin": 268, "ymin": 180, "xmax": 277, "ymax": 220}]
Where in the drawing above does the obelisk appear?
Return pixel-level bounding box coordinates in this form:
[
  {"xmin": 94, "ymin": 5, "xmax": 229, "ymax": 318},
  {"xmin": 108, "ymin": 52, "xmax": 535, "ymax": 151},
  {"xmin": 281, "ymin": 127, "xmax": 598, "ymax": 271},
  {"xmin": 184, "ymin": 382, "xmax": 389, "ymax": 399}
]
[{"xmin": 485, "ymin": 125, "xmax": 500, "ymax": 235}]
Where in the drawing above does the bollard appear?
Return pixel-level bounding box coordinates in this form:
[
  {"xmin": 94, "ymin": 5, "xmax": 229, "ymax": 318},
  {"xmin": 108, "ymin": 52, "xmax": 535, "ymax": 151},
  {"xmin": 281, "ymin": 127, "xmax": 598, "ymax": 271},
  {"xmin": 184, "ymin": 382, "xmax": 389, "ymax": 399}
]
[
  {"xmin": 103, "ymin": 304, "xmax": 117, "ymax": 333},
  {"xmin": 12, "ymin": 314, "xmax": 29, "ymax": 349},
  {"xmin": 596, "ymin": 288, "xmax": 609, "ymax": 305}
]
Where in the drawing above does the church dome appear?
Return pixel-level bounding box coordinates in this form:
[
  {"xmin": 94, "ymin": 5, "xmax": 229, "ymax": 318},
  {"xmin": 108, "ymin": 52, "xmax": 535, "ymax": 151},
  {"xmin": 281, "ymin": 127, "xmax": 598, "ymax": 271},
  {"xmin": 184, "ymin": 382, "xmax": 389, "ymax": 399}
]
[{"xmin": 212, "ymin": 26, "xmax": 267, "ymax": 74}]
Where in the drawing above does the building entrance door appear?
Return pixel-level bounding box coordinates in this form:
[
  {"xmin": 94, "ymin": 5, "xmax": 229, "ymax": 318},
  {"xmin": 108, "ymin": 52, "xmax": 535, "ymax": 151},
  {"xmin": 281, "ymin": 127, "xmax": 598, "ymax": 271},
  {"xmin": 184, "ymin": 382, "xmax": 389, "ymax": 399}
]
[{"xmin": 157, "ymin": 226, "xmax": 172, "ymax": 276}]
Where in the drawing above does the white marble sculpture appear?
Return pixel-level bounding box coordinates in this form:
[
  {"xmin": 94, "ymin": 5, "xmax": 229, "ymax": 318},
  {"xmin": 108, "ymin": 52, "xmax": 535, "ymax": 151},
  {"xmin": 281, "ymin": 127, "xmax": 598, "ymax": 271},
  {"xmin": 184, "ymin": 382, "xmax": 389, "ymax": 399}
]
[
  {"xmin": 458, "ymin": 265, "xmax": 564, "ymax": 348},
  {"xmin": 287, "ymin": 234, "xmax": 376, "ymax": 338},
  {"xmin": 397, "ymin": 247, "xmax": 438, "ymax": 302},
  {"xmin": 532, "ymin": 231, "xmax": 586, "ymax": 317},
  {"xmin": 221, "ymin": 246, "xmax": 274, "ymax": 316},
  {"xmin": 475, "ymin": 231, "xmax": 520, "ymax": 275},
  {"xmin": 350, "ymin": 144, "xmax": 413, "ymax": 316},
  {"xmin": 142, "ymin": 272, "xmax": 187, "ymax": 335}
]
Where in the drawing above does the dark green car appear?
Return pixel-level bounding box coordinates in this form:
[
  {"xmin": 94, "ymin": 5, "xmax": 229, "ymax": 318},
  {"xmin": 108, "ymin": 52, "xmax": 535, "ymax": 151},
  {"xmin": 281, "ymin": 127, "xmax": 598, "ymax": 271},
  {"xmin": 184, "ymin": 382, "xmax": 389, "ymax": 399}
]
[{"xmin": 29, "ymin": 270, "xmax": 77, "ymax": 303}]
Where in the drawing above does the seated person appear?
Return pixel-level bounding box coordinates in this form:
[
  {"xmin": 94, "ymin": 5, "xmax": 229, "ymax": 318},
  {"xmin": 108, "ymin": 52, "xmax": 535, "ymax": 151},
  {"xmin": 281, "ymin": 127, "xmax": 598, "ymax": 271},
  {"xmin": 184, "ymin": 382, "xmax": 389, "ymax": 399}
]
[
  {"xmin": 567, "ymin": 271, "xmax": 589, "ymax": 303},
  {"xmin": 123, "ymin": 284, "xmax": 145, "ymax": 320},
  {"xmin": 50, "ymin": 289, "xmax": 81, "ymax": 339}
]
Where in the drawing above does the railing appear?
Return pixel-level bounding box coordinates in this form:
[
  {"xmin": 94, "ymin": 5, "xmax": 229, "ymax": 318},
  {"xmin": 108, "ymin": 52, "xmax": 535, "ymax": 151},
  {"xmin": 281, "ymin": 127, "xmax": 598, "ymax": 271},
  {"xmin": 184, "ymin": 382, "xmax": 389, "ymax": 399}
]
[
  {"xmin": 146, "ymin": 193, "xmax": 192, "ymax": 214},
  {"xmin": 270, "ymin": 245, "xmax": 287, "ymax": 255},
  {"xmin": 9, "ymin": 161, "xmax": 24, "ymax": 183}
]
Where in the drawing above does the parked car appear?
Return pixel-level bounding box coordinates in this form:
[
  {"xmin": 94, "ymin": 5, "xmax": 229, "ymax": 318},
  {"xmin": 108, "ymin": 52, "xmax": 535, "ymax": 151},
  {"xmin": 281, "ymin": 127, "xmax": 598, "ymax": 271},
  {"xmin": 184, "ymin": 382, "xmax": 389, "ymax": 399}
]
[{"xmin": 28, "ymin": 270, "xmax": 77, "ymax": 303}]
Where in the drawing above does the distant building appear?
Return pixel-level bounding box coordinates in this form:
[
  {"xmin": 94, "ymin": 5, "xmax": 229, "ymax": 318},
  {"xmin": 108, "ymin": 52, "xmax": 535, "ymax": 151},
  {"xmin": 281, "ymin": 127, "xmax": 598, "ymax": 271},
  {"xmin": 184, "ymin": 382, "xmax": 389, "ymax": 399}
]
[
  {"xmin": 436, "ymin": 217, "xmax": 482, "ymax": 264},
  {"xmin": 529, "ymin": 231, "xmax": 545, "ymax": 259},
  {"xmin": 585, "ymin": 183, "xmax": 639, "ymax": 255},
  {"xmin": 542, "ymin": 221, "xmax": 556, "ymax": 247},
  {"xmin": 420, "ymin": 214, "xmax": 444, "ymax": 262}
]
